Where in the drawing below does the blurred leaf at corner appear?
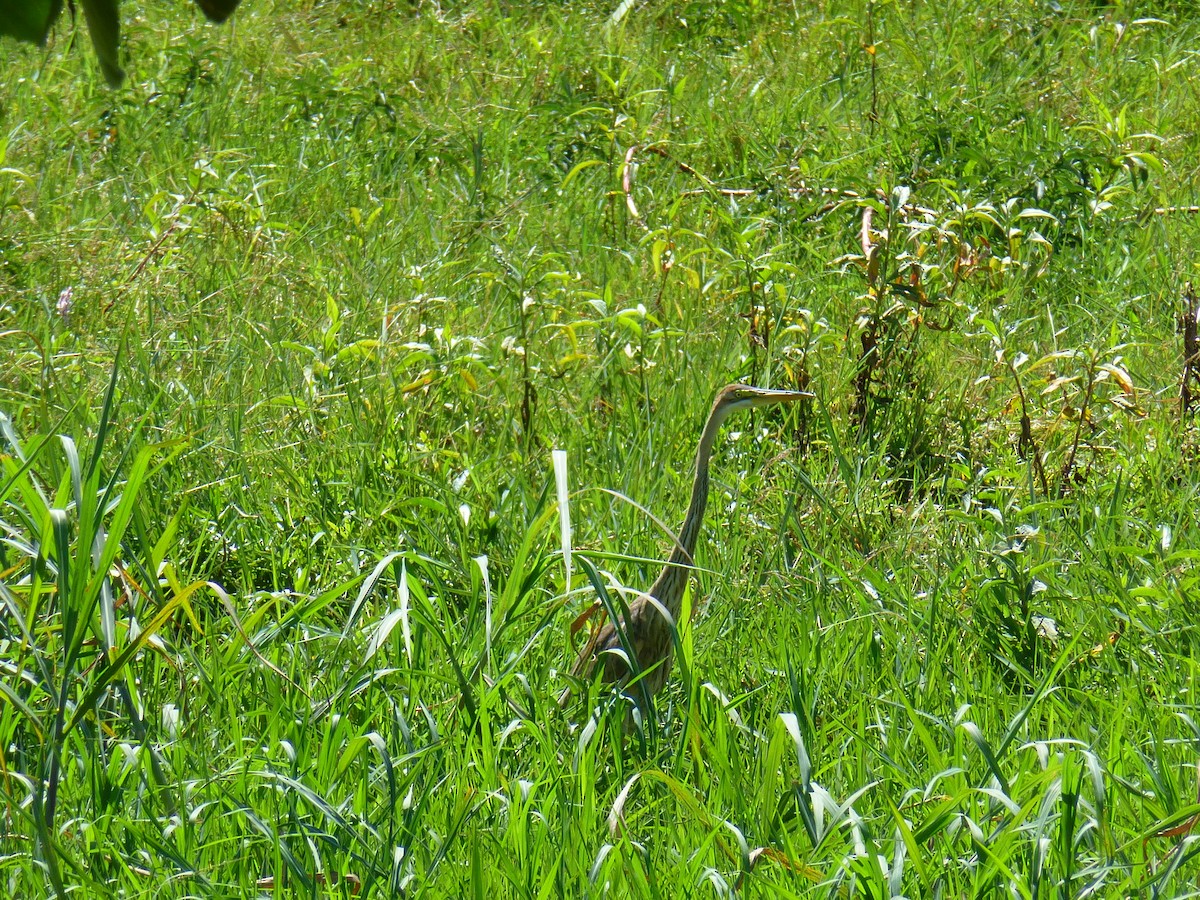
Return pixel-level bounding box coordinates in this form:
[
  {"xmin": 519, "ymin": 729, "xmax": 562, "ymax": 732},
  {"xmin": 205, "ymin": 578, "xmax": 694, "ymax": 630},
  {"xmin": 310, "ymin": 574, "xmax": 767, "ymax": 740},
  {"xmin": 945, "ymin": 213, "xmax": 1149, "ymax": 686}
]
[
  {"xmin": 0, "ymin": 0, "xmax": 64, "ymax": 44},
  {"xmin": 1, "ymin": 0, "xmax": 242, "ymax": 88}
]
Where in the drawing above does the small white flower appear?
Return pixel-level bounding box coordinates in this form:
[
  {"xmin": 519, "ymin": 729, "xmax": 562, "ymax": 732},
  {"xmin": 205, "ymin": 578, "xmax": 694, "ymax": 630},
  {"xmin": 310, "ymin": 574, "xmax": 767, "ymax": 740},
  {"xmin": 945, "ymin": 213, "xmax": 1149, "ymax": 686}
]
[
  {"xmin": 161, "ymin": 703, "xmax": 180, "ymax": 740},
  {"xmin": 56, "ymin": 286, "xmax": 73, "ymax": 323}
]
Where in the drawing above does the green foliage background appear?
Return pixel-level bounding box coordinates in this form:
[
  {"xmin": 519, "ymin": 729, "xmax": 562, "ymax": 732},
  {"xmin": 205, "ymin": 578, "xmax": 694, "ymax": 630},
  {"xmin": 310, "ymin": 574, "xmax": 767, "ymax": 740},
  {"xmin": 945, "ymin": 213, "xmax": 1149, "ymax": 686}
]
[{"xmin": 2, "ymin": 0, "xmax": 1200, "ymax": 895}]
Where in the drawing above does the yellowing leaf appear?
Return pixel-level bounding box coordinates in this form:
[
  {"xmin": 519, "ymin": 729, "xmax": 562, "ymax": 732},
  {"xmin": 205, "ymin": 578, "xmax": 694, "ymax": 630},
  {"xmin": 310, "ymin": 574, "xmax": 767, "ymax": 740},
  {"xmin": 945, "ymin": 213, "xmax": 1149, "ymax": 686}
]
[
  {"xmin": 1041, "ymin": 374, "xmax": 1078, "ymax": 395},
  {"xmin": 401, "ymin": 373, "xmax": 433, "ymax": 394},
  {"xmin": 1097, "ymin": 362, "xmax": 1135, "ymax": 395}
]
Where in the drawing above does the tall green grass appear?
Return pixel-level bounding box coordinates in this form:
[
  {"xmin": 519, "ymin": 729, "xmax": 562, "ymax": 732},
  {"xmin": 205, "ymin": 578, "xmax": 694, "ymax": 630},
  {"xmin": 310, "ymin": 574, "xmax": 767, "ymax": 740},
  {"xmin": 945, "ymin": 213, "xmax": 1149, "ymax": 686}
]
[{"xmin": 3, "ymin": 0, "xmax": 1200, "ymax": 895}]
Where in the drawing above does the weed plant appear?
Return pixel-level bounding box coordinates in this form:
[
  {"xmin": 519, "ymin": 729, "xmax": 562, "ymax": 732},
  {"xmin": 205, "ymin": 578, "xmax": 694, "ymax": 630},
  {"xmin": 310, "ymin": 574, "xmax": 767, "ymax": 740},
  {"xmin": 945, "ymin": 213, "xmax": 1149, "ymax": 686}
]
[{"xmin": 2, "ymin": 0, "xmax": 1200, "ymax": 895}]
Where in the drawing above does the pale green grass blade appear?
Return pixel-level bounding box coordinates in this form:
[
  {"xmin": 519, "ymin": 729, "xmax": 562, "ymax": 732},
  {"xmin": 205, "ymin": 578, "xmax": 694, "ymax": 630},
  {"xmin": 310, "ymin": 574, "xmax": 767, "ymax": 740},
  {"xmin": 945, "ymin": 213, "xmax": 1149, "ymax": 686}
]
[{"xmin": 553, "ymin": 448, "xmax": 572, "ymax": 588}]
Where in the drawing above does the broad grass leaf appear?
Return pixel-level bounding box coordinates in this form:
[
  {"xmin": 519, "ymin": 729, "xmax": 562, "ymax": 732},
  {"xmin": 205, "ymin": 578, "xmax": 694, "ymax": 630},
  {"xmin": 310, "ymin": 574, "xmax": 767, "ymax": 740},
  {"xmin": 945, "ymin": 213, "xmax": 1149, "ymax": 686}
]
[
  {"xmin": 960, "ymin": 721, "xmax": 1009, "ymax": 795},
  {"xmin": 66, "ymin": 578, "xmax": 208, "ymax": 735},
  {"xmin": 343, "ymin": 551, "xmax": 404, "ymax": 638},
  {"xmin": 366, "ymin": 608, "xmax": 406, "ymax": 663}
]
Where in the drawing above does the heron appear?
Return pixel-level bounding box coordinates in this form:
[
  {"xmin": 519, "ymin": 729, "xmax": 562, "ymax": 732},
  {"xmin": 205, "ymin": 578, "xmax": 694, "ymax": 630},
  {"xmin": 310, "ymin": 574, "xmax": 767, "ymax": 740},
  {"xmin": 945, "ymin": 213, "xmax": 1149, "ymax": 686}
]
[{"xmin": 561, "ymin": 383, "xmax": 810, "ymax": 714}]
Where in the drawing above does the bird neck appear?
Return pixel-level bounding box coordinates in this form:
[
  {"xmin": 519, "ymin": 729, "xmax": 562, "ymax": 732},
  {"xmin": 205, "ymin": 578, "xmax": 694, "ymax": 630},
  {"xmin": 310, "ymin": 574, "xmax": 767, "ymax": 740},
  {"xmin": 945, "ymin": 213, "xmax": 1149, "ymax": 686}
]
[
  {"xmin": 648, "ymin": 395, "xmax": 735, "ymax": 616},
  {"xmin": 666, "ymin": 404, "xmax": 725, "ymax": 571}
]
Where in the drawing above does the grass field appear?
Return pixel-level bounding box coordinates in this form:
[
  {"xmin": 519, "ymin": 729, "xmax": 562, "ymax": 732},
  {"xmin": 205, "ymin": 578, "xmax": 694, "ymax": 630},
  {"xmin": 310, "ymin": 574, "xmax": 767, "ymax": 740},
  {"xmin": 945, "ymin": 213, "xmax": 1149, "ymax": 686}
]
[{"xmin": 3, "ymin": 0, "xmax": 1200, "ymax": 895}]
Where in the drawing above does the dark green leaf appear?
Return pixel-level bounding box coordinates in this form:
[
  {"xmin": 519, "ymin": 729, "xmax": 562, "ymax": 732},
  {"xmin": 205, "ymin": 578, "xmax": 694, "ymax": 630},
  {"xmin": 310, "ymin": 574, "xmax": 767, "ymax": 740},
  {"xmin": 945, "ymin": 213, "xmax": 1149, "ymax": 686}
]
[
  {"xmin": 81, "ymin": 0, "xmax": 124, "ymax": 87},
  {"xmin": 0, "ymin": 0, "xmax": 62, "ymax": 44},
  {"xmin": 194, "ymin": 0, "xmax": 241, "ymax": 24}
]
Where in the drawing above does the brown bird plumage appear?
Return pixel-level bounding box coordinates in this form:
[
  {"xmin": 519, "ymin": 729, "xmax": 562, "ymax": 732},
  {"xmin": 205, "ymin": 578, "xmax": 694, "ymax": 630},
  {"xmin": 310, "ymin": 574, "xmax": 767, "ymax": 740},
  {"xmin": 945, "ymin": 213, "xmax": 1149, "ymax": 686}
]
[{"xmin": 561, "ymin": 384, "xmax": 809, "ymax": 712}]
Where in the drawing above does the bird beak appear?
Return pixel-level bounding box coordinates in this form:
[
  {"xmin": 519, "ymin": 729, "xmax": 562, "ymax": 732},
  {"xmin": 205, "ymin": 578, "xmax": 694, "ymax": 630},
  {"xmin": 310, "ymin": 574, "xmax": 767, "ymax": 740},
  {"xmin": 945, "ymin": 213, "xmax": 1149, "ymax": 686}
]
[{"xmin": 748, "ymin": 389, "xmax": 812, "ymax": 407}]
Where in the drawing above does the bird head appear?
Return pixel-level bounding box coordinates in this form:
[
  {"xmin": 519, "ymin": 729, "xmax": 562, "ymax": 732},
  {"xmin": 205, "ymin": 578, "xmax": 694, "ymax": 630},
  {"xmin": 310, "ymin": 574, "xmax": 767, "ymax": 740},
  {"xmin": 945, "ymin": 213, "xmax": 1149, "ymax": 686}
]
[{"xmin": 709, "ymin": 382, "xmax": 810, "ymax": 424}]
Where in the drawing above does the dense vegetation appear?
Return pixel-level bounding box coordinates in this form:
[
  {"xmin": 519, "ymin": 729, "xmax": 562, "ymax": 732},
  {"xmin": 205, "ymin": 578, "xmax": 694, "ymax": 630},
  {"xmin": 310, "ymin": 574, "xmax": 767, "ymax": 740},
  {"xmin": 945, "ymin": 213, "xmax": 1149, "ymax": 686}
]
[{"xmin": 3, "ymin": 0, "xmax": 1200, "ymax": 895}]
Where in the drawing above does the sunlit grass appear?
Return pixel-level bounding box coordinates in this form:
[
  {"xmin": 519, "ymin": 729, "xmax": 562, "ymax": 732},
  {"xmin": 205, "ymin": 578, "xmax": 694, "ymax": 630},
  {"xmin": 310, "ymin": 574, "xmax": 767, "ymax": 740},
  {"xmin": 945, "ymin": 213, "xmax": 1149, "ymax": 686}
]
[{"xmin": 2, "ymin": 0, "xmax": 1200, "ymax": 895}]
